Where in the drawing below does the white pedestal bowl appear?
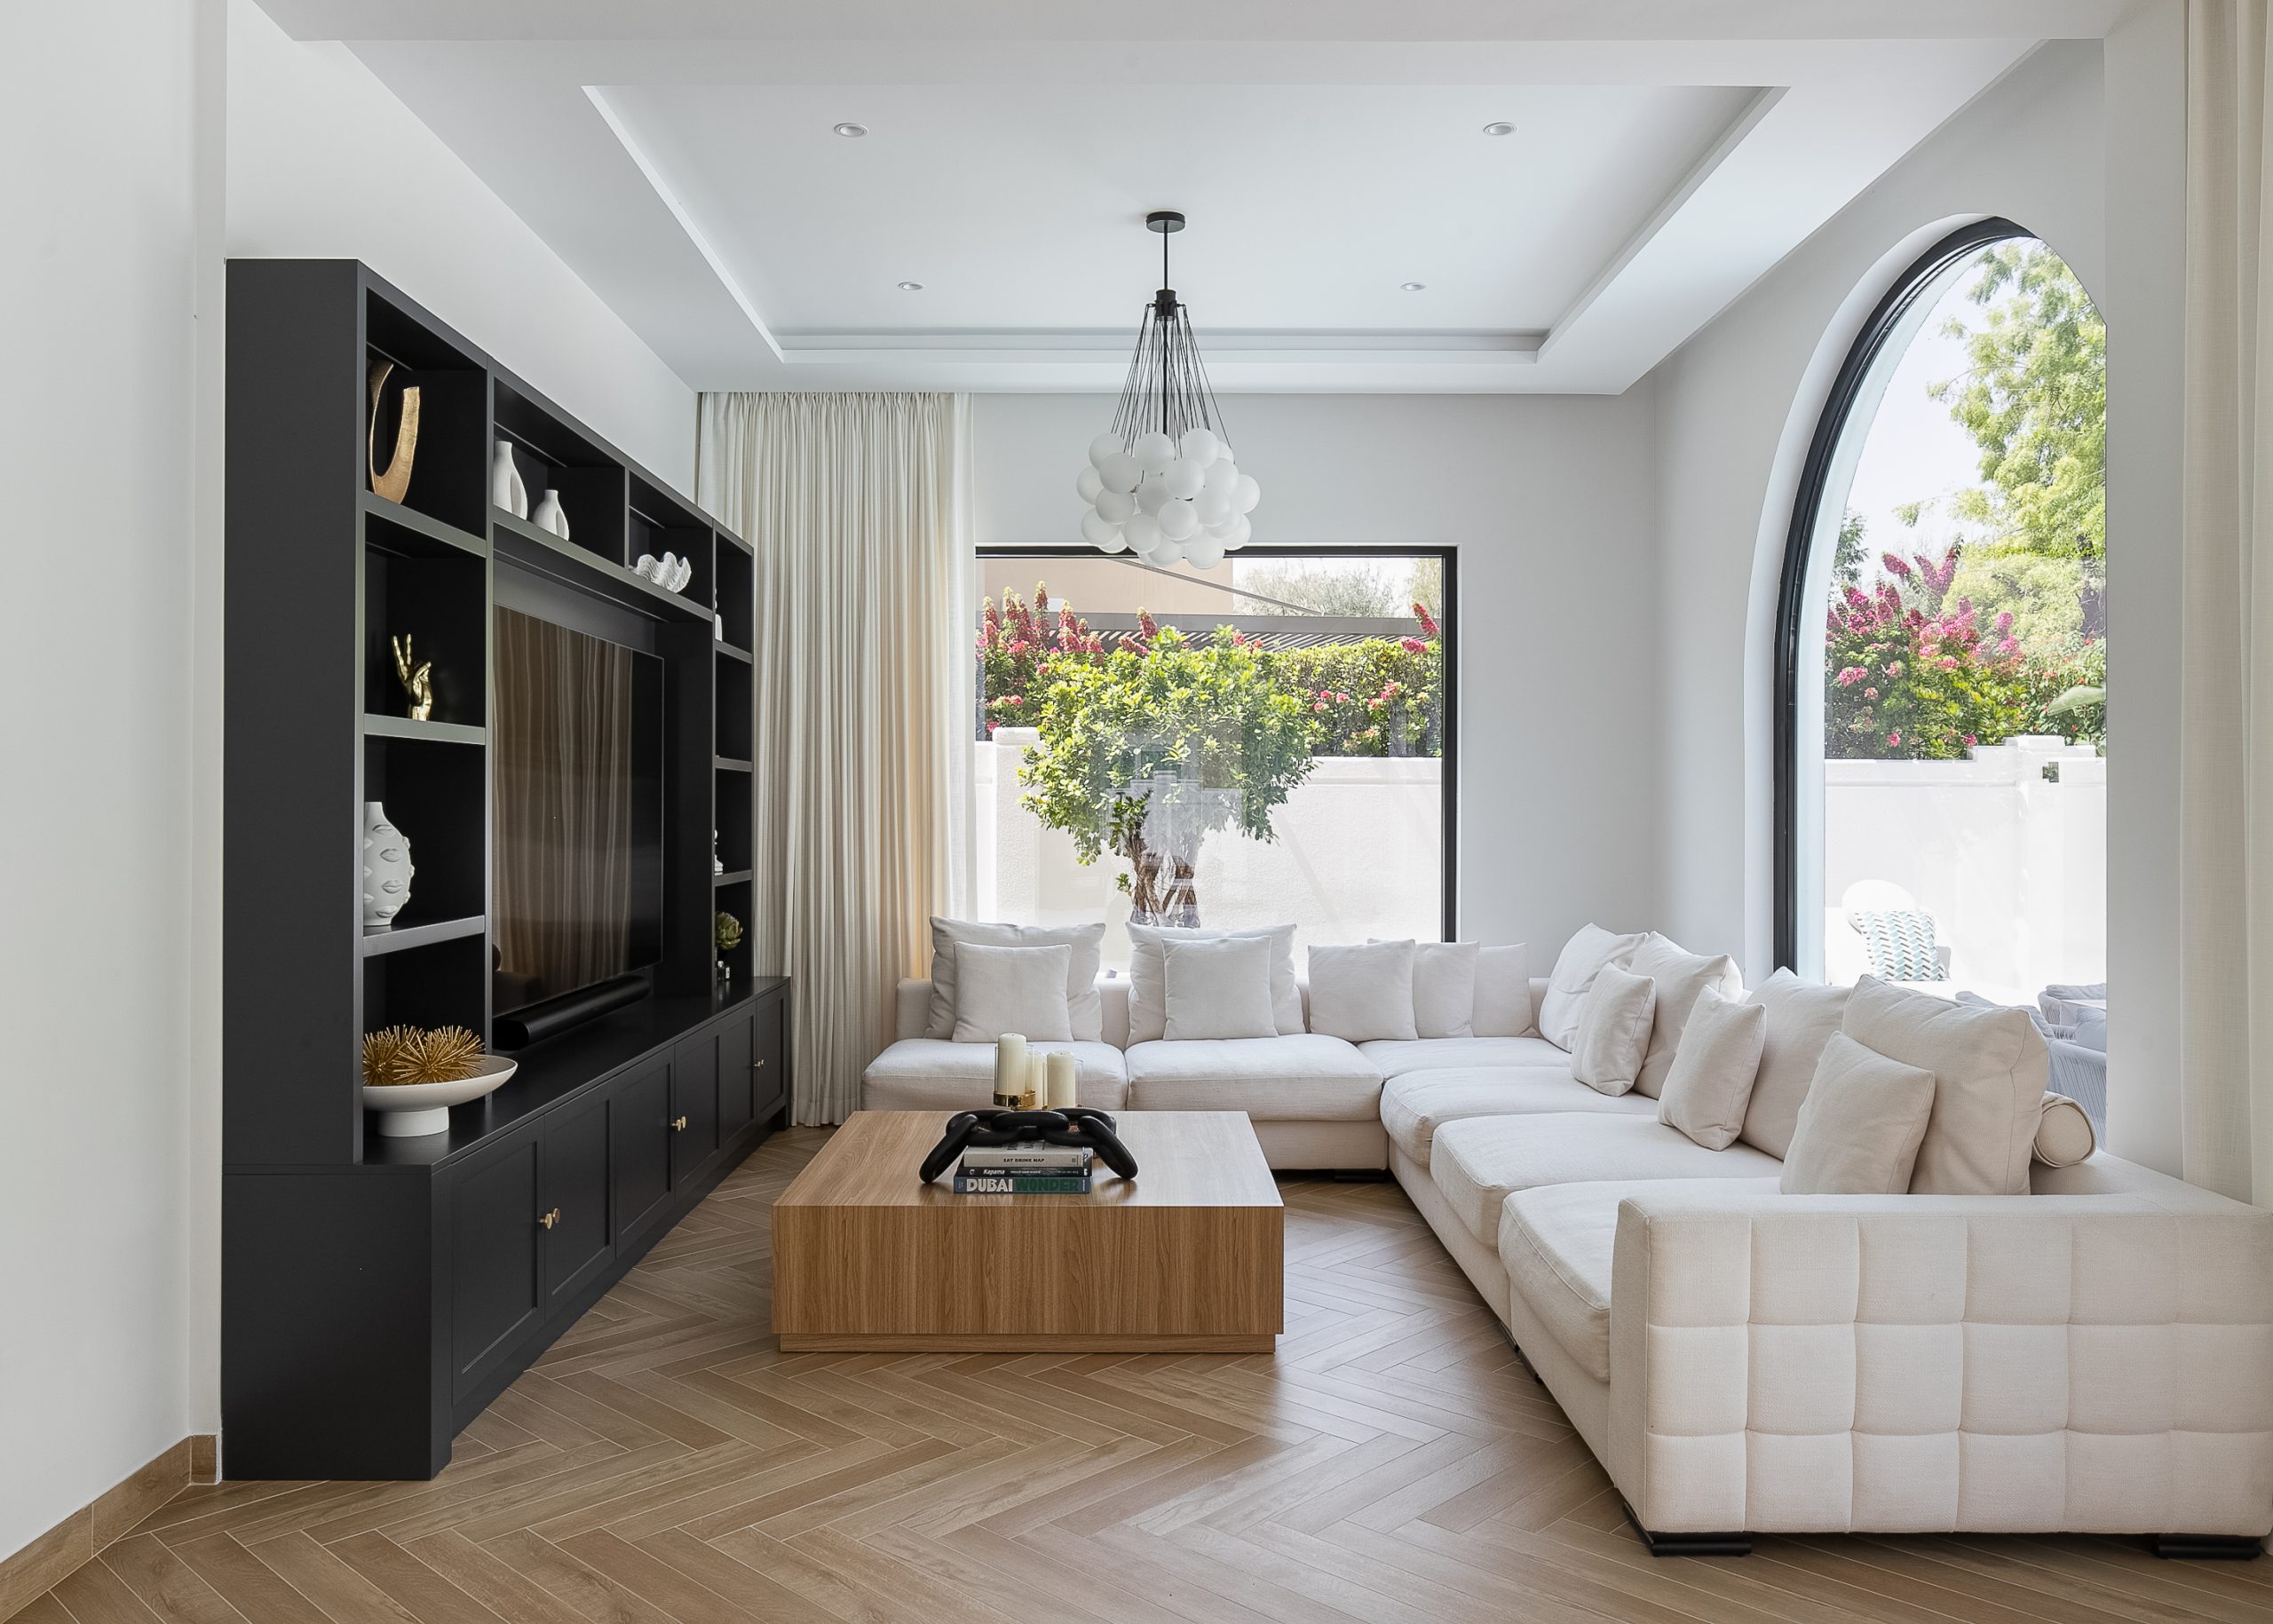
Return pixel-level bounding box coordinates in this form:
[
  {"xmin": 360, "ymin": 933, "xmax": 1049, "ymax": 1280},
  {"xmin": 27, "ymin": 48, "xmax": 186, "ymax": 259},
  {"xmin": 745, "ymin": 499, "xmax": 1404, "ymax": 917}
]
[{"xmin": 362, "ymin": 1055, "xmax": 519, "ymax": 1137}]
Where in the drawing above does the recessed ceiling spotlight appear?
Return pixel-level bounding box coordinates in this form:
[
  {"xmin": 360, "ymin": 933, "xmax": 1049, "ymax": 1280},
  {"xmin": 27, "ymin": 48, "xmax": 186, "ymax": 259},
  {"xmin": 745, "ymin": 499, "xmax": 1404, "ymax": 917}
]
[
  {"xmin": 1482, "ymin": 122, "xmax": 1516, "ymax": 137},
  {"xmin": 897, "ymin": 281, "xmax": 924, "ymax": 291},
  {"xmin": 1400, "ymin": 281, "xmax": 1428, "ymax": 292},
  {"xmin": 833, "ymin": 122, "xmax": 868, "ymax": 138}
]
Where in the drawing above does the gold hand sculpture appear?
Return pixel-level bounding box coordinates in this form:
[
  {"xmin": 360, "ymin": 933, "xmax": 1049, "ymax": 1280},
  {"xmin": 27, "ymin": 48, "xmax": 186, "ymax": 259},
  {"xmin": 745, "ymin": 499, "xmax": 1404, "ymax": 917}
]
[{"xmin": 392, "ymin": 635, "xmax": 435, "ymax": 722}]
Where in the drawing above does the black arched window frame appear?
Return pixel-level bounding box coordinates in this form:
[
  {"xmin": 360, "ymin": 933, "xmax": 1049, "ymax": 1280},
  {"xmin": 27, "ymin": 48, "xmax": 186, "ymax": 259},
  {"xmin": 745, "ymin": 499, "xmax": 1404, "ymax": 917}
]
[{"xmin": 1771, "ymin": 217, "xmax": 2028, "ymax": 970}]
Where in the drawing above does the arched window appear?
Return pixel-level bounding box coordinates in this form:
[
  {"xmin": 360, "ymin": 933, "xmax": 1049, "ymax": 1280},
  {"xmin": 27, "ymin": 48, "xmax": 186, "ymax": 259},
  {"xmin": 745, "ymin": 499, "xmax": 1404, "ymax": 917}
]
[{"xmin": 1775, "ymin": 222, "xmax": 2107, "ymax": 1035}]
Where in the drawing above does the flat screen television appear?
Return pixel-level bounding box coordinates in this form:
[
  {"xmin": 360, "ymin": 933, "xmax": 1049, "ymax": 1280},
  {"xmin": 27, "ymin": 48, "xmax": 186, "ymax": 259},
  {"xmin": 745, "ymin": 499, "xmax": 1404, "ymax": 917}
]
[{"xmin": 491, "ymin": 607, "xmax": 664, "ymax": 1018}]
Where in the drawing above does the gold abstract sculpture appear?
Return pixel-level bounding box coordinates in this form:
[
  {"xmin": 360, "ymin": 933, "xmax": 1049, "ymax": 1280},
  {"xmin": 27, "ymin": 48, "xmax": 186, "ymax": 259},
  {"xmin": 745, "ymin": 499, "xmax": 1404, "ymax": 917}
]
[
  {"xmin": 366, "ymin": 359, "xmax": 422, "ymax": 503},
  {"xmin": 362, "ymin": 1025, "xmax": 486, "ymax": 1088},
  {"xmin": 392, "ymin": 635, "xmax": 434, "ymax": 721}
]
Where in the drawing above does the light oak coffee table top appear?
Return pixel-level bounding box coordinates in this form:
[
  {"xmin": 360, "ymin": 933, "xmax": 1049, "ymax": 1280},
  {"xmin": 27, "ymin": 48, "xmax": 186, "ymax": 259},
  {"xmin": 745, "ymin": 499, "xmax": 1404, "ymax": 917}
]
[{"xmin": 772, "ymin": 1111, "xmax": 1283, "ymax": 1351}]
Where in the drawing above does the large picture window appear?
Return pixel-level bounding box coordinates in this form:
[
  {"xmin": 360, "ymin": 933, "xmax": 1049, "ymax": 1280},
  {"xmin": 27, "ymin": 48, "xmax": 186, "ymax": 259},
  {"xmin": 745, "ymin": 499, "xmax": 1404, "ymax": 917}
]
[
  {"xmin": 973, "ymin": 545, "xmax": 1453, "ymax": 969},
  {"xmin": 1778, "ymin": 223, "xmax": 2106, "ymax": 1034}
]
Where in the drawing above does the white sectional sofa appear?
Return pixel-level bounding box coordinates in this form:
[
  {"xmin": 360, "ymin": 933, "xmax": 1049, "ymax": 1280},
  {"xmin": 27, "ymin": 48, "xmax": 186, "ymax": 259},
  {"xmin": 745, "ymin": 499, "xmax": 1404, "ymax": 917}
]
[{"xmin": 863, "ymin": 957, "xmax": 2273, "ymax": 1552}]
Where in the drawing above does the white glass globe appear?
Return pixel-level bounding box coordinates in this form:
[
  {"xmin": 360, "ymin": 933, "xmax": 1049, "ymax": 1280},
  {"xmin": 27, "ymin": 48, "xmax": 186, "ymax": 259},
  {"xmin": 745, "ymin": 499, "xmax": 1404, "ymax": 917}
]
[
  {"xmin": 1179, "ymin": 427, "xmax": 1220, "ymax": 466},
  {"xmin": 1134, "ymin": 431, "xmax": 1177, "ymax": 472},
  {"xmin": 1233, "ymin": 474, "xmax": 1262, "ymax": 514},
  {"xmin": 1095, "ymin": 527, "xmax": 1129, "ymax": 555},
  {"xmin": 1203, "ymin": 457, "xmax": 1239, "ymax": 492},
  {"xmin": 1184, "ymin": 536, "xmax": 1224, "ymax": 571},
  {"xmin": 1148, "ymin": 535, "xmax": 1184, "ymax": 566},
  {"xmin": 1075, "ymin": 465, "xmax": 1104, "ymax": 503},
  {"xmin": 1080, "ymin": 508, "xmax": 1121, "ymax": 550},
  {"xmin": 1095, "ymin": 487, "xmax": 1136, "ymax": 524},
  {"xmin": 1157, "ymin": 498, "xmax": 1199, "ymax": 542},
  {"xmin": 1134, "ymin": 475, "xmax": 1169, "ymax": 516},
  {"xmin": 1097, "ymin": 452, "xmax": 1140, "ymax": 494},
  {"xmin": 1121, "ymin": 511, "xmax": 1161, "ymax": 554},
  {"xmin": 1218, "ymin": 515, "xmax": 1252, "ymax": 550},
  {"xmin": 1089, "ymin": 432, "xmax": 1123, "ymax": 470},
  {"xmin": 1194, "ymin": 487, "xmax": 1233, "ymax": 527},
  {"xmin": 1161, "ymin": 457, "xmax": 1204, "ymax": 501}
]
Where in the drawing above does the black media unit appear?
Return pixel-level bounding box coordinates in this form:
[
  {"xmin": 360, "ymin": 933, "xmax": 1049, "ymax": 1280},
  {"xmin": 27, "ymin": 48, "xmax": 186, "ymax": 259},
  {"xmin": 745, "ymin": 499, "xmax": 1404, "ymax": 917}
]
[{"xmin": 221, "ymin": 260, "xmax": 784, "ymax": 1479}]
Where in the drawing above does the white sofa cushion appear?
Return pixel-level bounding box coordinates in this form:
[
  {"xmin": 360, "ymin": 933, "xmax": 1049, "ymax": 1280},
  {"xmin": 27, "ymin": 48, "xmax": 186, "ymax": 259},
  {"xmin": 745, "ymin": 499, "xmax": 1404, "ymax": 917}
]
[
  {"xmin": 1656, "ymin": 986, "xmax": 1766, "ymax": 1151},
  {"xmin": 1501, "ymin": 1176, "xmax": 1786, "ymax": 1382},
  {"xmin": 1129, "ymin": 923, "xmax": 1303, "ymax": 1040},
  {"xmin": 1381, "ymin": 1067, "xmax": 1657, "ymax": 1165},
  {"xmin": 1359, "ymin": 1035, "xmax": 1571, "ymax": 1076},
  {"xmin": 926, "ymin": 919, "xmax": 1105, "ymax": 1041},
  {"xmin": 1309, "ymin": 940, "xmax": 1419, "ymax": 1041},
  {"xmin": 1842, "ymin": 974, "xmax": 2050, "ymax": 1196},
  {"xmin": 1780, "ymin": 1031, "xmax": 1936, "ymax": 1195},
  {"xmin": 1472, "ymin": 943, "xmax": 1532, "ymax": 1037},
  {"xmin": 949, "ymin": 942, "xmax": 1073, "ymax": 1042},
  {"xmin": 1738, "ymin": 970, "xmax": 1852, "ymax": 1159},
  {"xmin": 1160, "ymin": 937, "xmax": 1278, "ymax": 1040},
  {"xmin": 1123, "ymin": 1034, "xmax": 1382, "ymax": 1121},
  {"xmin": 1625, "ymin": 932, "xmax": 1744, "ymax": 1098},
  {"xmin": 1572, "ymin": 963, "xmax": 1656, "ymax": 1096},
  {"xmin": 1429, "ymin": 1113, "xmax": 1783, "ymax": 1246},
  {"xmin": 863, "ymin": 1039, "xmax": 1129, "ymax": 1112},
  {"xmin": 1537, "ymin": 924, "xmax": 1646, "ymax": 1050},
  {"xmin": 1413, "ymin": 941, "xmax": 1479, "ymax": 1038}
]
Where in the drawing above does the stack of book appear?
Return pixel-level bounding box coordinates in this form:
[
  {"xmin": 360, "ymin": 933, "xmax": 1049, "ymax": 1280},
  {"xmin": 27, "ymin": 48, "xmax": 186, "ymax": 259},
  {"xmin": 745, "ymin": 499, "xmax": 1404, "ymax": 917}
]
[{"xmin": 953, "ymin": 1143, "xmax": 1093, "ymax": 1193}]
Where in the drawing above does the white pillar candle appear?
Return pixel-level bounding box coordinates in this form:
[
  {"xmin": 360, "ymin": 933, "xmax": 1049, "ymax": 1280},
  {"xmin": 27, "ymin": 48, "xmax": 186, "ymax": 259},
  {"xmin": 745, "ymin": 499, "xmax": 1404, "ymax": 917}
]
[
  {"xmin": 1045, "ymin": 1050, "xmax": 1078, "ymax": 1112},
  {"xmin": 1026, "ymin": 1050, "xmax": 1048, "ymax": 1110},
  {"xmin": 994, "ymin": 1034, "xmax": 1026, "ymax": 1109}
]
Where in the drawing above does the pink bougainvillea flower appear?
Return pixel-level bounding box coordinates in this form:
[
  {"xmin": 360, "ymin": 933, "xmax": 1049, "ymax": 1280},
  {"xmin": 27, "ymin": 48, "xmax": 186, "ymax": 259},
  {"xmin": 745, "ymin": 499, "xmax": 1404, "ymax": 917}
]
[
  {"xmin": 1313, "ymin": 701, "xmax": 1327, "ymax": 713},
  {"xmin": 1995, "ymin": 611, "xmax": 2014, "ymax": 633},
  {"xmin": 1963, "ymin": 734, "xmax": 1976, "ymax": 747},
  {"xmin": 1888, "ymin": 731, "xmax": 1902, "ymax": 746},
  {"xmin": 1881, "ymin": 552, "xmax": 1914, "ymax": 578},
  {"xmin": 1138, "ymin": 609, "xmax": 1160, "ymax": 640},
  {"xmin": 986, "ymin": 719, "xmax": 1000, "ymax": 733},
  {"xmin": 1936, "ymin": 657, "xmax": 1959, "ymax": 669},
  {"xmin": 1886, "ymin": 661, "xmax": 1905, "ymax": 677},
  {"xmin": 1413, "ymin": 602, "xmax": 1440, "ymax": 638},
  {"xmin": 1864, "ymin": 687, "xmax": 1878, "ymax": 700},
  {"xmin": 1400, "ymin": 637, "xmax": 1428, "ymax": 654}
]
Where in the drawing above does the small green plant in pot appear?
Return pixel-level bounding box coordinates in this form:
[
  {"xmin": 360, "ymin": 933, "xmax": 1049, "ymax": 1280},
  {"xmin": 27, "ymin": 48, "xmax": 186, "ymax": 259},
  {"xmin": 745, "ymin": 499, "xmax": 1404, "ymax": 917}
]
[{"xmin": 715, "ymin": 910, "xmax": 744, "ymax": 981}]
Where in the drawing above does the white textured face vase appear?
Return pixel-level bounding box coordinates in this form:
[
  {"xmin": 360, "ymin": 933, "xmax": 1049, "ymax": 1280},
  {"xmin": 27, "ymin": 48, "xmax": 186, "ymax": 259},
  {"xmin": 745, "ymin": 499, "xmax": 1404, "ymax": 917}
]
[{"xmin": 361, "ymin": 801, "xmax": 415, "ymax": 925}]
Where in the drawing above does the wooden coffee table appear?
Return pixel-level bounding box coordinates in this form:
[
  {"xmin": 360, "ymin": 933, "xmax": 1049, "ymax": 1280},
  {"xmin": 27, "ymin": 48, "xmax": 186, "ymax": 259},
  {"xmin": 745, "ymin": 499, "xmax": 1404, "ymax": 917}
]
[{"xmin": 772, "ymin": 1111, "xmax": 1283, "ymax": 1352}]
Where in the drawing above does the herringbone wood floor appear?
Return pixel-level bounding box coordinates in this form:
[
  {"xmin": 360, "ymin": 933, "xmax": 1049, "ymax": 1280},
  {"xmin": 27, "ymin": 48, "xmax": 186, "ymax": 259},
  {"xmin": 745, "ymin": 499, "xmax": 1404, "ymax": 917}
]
[{"xmin": 20, "ymin": 1127, "xmax": 2273, "ymax": 1624}]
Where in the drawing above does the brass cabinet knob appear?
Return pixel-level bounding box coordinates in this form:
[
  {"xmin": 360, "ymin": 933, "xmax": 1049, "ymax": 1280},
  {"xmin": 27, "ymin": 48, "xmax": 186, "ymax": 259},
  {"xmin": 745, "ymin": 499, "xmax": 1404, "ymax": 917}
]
[
  {"xmin": 670, "ymin": 1115, "xmax": 688, "ymax": 1131},
  {"xmin": 755, "ymin": 1058, "xmax": 765, "ymax": 1069},
  {"xmin": 538, "ymin": 1208, "xmax": 560, "ymax": 1230}
]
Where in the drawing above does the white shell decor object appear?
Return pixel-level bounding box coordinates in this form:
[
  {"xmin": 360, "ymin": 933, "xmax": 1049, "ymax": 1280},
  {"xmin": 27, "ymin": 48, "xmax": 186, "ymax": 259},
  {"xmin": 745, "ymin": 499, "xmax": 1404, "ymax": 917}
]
[
  {"xmin": 532, "ymin": 488, "xmax": 568, "ymax": 538},
  {"xmin": 361, "ymin": 801, "xmax": 415, "ymax": 926},
  {"xmin": 490, "ymin": 439, "xmax": 529, "ymax": 519},
  {"xmin": 669, "ymin": 556, "xmax": 693, "ymax": 591},
  {"xmin": 363, "ymin": 1055, "xmax": 518, "ymax": 1137}
]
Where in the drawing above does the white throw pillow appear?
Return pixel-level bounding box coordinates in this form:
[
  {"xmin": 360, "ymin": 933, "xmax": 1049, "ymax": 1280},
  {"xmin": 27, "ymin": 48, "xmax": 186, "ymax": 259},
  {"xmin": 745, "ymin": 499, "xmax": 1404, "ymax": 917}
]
[
  {"xmin": 1471, "ymin": 942, "xmax": 1532, "ymax": 1037},
  {"xmin": 1625, "ymin": 932, "xmax": 1743, "ymax": 1099},
  {"xmin": 927, "ymin": 919, "xmax": 1105, "ymax": 1041},
  {"xmin": 1538, "ymin": 924, "xmax": 1646, "ymax": 1050},
  {"xmin": 1370, "ymin": 938, "xmax": 1478, "ymax": 1038},
  {"xmin": 1570, "ymin": 962, "xmax": 1656, "ymax": 1096},
  {"xmin": 1780, "ymin": 1032, "xmax": 1936, "ymax": 1194},
  {"xmin": 1738, "ymin": 970, "xmax": 1852, "ymax": 1159},
  {"xmin": 1310, "ymin": 941, "xmax": 1420, "ymax": 1042},
  {"xmin": 1841, "ymin": 976, "xmax": 2049, "ymax": 1195},
  {"xmin": 1160, "ymin": 937, "xmax": 1279, "ymax": 1040},
  {"xmin": 2032, "ymin": 1093, "xmax": 2097, "ymax": 1168},
  {"xmin": 950, "ymin": 943, "xmax": 1074, "ymax": 1043},
  {"xmin": 1128, "ymin": 923, "xmax": 1302, "ymax": 1041},
  {"xmin": 1657, "ymin": 986, "xmax": 1767, "ymax": 1150}
]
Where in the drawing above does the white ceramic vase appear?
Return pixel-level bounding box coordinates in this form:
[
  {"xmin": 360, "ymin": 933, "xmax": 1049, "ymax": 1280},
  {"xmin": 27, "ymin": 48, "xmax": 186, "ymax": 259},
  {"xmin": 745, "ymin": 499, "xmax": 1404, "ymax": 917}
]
[
  {"xmin": 532, "ymin": 488, "xmax": 568, "ymax": 539},
  {"xmin": 491, "ymin": 439, "xmax": 528, "ymax": 518},
  {"xmin": 361, "ymin": 801, "xmax": 415, "ymax": 926},
  {"xmin": 363, "ymin": 1056, "xmax": 518, "ymax": 1137}
]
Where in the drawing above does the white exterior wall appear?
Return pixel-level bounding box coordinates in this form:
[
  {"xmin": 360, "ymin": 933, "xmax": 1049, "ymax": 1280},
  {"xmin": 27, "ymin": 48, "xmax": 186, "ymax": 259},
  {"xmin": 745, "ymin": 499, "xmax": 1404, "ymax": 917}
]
[{"xmin": 978, "ymin": 732, "xmax": 1441, "ymax": 968}]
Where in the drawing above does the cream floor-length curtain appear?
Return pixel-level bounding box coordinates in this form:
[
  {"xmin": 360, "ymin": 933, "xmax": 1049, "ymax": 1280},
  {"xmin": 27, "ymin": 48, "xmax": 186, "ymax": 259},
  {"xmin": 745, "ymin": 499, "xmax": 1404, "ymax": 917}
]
[
  {"xmin": 698, "ymin": 392, "xmax": 971, "ymax": 1124},
  {"xmin": 2181, "ymin": 1, "xmax": 2273, "ymax": 1200}
]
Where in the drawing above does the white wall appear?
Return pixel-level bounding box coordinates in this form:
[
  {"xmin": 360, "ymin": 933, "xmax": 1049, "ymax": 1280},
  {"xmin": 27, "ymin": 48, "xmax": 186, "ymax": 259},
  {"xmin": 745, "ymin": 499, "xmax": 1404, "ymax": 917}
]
[
  {"xmin": 0, "ymin": 0, "xmax": 203, "ymax": 1565},
  {"xmin": 1645, "ymin": 34, "xmax": 2189, "ymax": 1168},
  {"xmin": 972, "ymin": 390, "xmax": 1662, "ymax": 955},
  {"xmin": 225, "ymin": 0, "xmax": 695, "ymax": 492}
]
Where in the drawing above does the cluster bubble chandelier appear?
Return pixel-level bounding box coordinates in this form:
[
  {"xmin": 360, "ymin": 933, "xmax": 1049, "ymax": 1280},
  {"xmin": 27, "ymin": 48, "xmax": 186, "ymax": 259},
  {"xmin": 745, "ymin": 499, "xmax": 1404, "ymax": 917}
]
[{"xmin": 1073, "ymin": 210, "xmax": 1259, "ymax": 568}]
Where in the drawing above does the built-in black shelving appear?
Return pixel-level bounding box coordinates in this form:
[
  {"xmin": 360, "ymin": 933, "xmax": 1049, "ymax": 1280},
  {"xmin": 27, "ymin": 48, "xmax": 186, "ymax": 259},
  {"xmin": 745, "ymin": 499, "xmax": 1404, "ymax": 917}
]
[{"xmin": 224, "ymin": 259, "xmax": 779, "ymax": 1483}]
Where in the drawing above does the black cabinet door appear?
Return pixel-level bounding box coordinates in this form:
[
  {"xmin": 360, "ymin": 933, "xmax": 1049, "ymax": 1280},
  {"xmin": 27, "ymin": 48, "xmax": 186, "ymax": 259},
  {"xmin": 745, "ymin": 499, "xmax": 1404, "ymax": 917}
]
[
  {"xmin": 671, "ymin": 1029, "xmax": 722, "ymax": 1184},
  {"xmin": 541, "ymin": 1089, "xmax": 613, "ymax": 1311},
  {"xmin": 611, "ymin": 1059, "xmax": 675, "ymax": 1246},
  {"xmin": 718, "ymin": 1013, "xmax": 755, "ymax": 1137},
  {"xmin": 755, "ymin": 993, "xmax": 788, "ymax": 1121},
  {"xmin": 448, "ymin": 1129, "xmax": 544, "ymax": 1402}
]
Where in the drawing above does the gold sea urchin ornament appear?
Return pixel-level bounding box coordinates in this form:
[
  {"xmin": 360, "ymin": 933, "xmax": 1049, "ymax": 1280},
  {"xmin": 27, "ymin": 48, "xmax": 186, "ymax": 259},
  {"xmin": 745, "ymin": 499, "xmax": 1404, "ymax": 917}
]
[{"xmin": 361, "ymin": 1023, "xmax": 486, "ymax": 1087}]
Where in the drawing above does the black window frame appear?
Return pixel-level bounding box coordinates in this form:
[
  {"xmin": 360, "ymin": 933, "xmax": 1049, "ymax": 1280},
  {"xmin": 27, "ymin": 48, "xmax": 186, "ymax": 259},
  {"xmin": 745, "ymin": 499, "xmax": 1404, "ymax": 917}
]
[
  {"xmin": 1771, "ymin": 217, "xmax": 2027, "ymax": 970},
  {"xmin": 976, "ymin": 542, "xmax": 1458, "ymax": 944}
]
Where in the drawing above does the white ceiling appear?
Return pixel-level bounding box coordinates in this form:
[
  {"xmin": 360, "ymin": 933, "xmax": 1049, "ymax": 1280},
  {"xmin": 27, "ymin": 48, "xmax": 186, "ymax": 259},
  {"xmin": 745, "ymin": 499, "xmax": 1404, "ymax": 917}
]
[{"xmin": 255, "ymin": 2, "xmax": 2124, "ymax": 394}]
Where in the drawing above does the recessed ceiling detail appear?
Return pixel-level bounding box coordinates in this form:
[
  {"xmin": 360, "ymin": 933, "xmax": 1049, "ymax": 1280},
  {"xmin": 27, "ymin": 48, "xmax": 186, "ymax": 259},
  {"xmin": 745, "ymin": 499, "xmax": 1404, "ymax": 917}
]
[{"xmin": 252, "ymin": 8, "xmax": 2077, "ymax": 392}]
